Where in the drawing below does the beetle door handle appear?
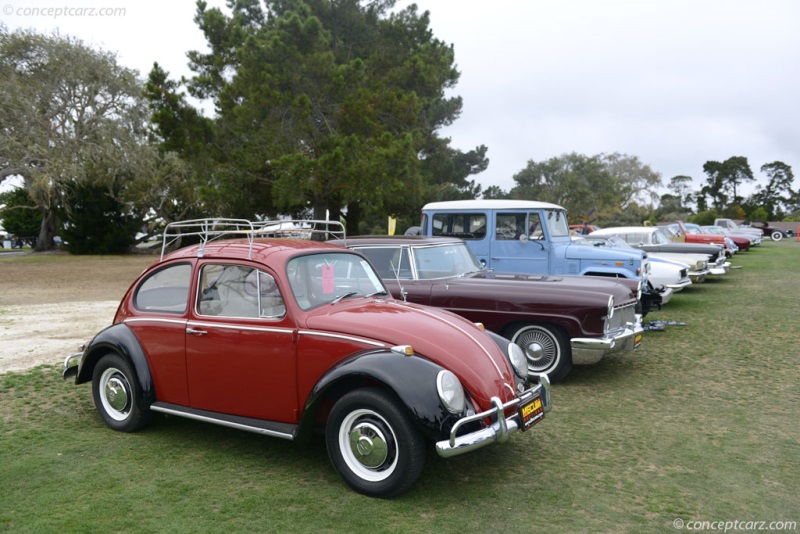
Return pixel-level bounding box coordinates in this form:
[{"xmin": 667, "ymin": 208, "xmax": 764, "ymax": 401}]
[{"xmin": 186, "ymin": 327, "xmax": 208, "ymax": 336}]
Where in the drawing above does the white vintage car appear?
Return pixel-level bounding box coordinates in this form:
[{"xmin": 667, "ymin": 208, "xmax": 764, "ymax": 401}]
[{"xmin": 572, "ymin": 236, "xmax": 692, "ymax": 292}]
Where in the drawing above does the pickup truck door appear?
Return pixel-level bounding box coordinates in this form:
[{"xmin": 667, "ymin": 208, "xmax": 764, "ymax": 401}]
[{"xmin": 489, "ymin": 211, "xmax": 549, "ymax": 274}]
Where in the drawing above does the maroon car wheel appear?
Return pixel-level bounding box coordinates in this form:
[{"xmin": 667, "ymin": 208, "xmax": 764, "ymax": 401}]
[{"xmin": 506, "ymin": 324, "xmax": 572, "ymax": 383}]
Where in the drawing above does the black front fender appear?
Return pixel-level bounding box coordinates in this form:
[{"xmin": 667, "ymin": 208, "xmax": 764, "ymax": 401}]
[
  {"xmin": 75, "ymin": 323, "xmax": 155, "ymax": 408},
  {"xmin": 300, "ymin": 349, "xmax": 459, "ymax": 441}
]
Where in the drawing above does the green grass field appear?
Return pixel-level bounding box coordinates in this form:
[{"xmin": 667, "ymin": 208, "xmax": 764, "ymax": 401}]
[{"xmin": 1, "ymin": 241, "xmax": 799, "ymax": 533}]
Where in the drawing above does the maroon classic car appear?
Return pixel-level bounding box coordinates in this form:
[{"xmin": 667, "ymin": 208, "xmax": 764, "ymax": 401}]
[
  {"xmin": 63, "ymin": 219, "xmax": 550, "ymax": 498},
  {"xmin": 329, "ymin": 236, "xmax": 644, "ymax": 382}
]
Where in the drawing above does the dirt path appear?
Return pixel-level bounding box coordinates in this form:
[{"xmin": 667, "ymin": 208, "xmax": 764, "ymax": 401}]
[{"xmin": 0, "ymin": 253, "xmax": 157, "ymax": 373}]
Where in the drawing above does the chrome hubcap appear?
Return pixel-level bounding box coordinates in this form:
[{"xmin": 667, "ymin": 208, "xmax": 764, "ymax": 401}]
[
  {"xmin": 99, "ymin": 367, "xmax": 132, "ymax": 421},
  {"xmin": 105, "ymin": 376, "xmax": 129, "ymax": 412},
  {"xmin": 516, "ymin": 328, "xmax": 558, "ymax": 371},
  {"xmin": 348, "ymin": 422, "xmax": 389, "ymax": 469}
]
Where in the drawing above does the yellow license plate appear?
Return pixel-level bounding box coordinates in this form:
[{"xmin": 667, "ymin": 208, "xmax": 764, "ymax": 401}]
[{"xmin": 519, "ymin": 394, "xmax": 544, "ymax": 430}]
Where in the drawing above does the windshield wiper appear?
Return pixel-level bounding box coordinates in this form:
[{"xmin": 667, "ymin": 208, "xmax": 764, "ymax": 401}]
[
  {"xmin": 330, "ymin": 291, "xmax": 358, "ymax": 304},
  {"xmin": 365, "ymin": 290, "xmax": 389, "ymax": 298}
]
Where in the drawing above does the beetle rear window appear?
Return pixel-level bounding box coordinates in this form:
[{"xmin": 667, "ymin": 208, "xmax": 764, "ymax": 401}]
[{"xmin": 134, "ymin": 263, "xmax": 191, "ymax": 313}]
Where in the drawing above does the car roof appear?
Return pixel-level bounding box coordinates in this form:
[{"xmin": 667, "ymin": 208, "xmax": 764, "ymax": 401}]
[
  {"xmin": 328, "ymin": 236, "xmax": 463, "ymax": 247},
  {"xmin": 591, "ymin": 226, "xmax": 661, "ymax": 234},
  {"xmin": 163, "ymin": 238, "xmax": 353, "ymax": 264},
  {"xmin": 421, "ymin": 199, "xmax": 564, "ymax": 211}
]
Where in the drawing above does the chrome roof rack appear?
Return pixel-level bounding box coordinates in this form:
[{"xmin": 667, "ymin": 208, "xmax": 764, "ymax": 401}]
[{"xmin": 160, "ymin": 218, "xmax": 347, "ymax": 260}]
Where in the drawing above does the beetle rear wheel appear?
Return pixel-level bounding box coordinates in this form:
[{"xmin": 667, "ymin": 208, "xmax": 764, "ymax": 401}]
[
  {"xmin": 91, "ymin": 353, "xmax": 151, "ymax": 432},
  {"xmin": 326, "ymin": 388, "xmax": 425, "ymax": 498},
  {"xmin": 506, "ymin": 323, "xmax": 572, "ymax": 382}
]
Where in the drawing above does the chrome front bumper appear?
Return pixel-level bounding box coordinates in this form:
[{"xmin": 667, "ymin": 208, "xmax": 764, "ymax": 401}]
[
  {"xmin": 667, "ymin": 278, "xmax": 693, "ymax": 291},
  {"xmin": 570, "ymin": 318, "xmax": 644, "ymax": 365},
  {"xmin": 435, "ymin": 378, "xmax": 552, "ymax": 459},
  {"xmin": 688, "ymin": 269, "xmax": 710, "ymax": 283}
]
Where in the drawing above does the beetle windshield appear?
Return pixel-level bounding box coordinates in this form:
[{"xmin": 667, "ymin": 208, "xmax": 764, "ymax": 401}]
[{"xmin": 287, "ymin": 252, "xmax": 388, "ymax": 311}]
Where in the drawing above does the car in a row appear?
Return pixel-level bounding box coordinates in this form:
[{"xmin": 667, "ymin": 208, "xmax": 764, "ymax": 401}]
[{"xmin": 63, "ymin": 218, "xmax": 552, "ymax": 498}]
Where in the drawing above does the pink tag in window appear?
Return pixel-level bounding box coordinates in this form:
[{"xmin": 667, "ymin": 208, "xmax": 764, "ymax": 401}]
[{"xmin": 322, "ymin": 264, "xmax": 335, "ymax": 294}]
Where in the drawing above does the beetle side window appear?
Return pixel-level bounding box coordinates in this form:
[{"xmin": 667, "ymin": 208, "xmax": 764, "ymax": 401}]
[
  {"xmin": 134, "ymin": 263, "xmax": 192, "ymax": 313},
  {"xmin": 197, "ymin": 264, "xmax": 286, "ymax": 319}
]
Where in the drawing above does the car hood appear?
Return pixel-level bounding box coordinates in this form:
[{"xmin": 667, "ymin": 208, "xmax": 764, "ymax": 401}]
[
  {"xmin": 462, "ymin": 271, "xmax": 637, "ymax": 304},
  {"xmin": 303, "ymin": 298, "xmax": 518, "ymax": 409},
  {"xmin": 563, "ymin": 242, "xmax": 645, "ymax": 261}
]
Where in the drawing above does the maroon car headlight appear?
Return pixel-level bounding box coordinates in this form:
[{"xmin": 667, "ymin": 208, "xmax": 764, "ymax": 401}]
[{"xmin": 436, "ymin": 370, "xmax": 466, "ymax": 414}]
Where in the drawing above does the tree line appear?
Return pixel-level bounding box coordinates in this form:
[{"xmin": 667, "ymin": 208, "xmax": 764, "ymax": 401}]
[{"xmin": 1, "ymin": 1, "xmax": 797, "ymax": 253}]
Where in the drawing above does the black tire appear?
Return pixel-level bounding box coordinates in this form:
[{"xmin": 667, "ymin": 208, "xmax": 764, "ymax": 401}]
[
  {"xmin": 771, "ymin": 230, "xmax": 783, "ymax": 241},
  {"xmin": 91, "ymin": 353, "xmax": 151, "ymax": 432},
  {"xmin": 326, "ymin": 388, "xmax": 425, "ymax": 498},
  {"xmin": 505, "ymin": 323, "xmax": 572, "ymax": 382}
]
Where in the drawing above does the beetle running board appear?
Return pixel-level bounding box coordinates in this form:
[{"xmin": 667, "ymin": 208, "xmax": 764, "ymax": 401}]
[{"xmin": 149, "ymin": 401, "xmax": 297, "ymax": 440}]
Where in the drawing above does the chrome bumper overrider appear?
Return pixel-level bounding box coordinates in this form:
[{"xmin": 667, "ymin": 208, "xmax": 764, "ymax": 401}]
[
  {"xmin": 570, "ymin": 317, "xmax": 644, "ymax": 365},
  {"xmin": 435, "ymin": 378, "xmax": 552, "ymax": 459},
  {"xmin": 62, "ymin": 352, "xmax": 82, "ymax": 381}
]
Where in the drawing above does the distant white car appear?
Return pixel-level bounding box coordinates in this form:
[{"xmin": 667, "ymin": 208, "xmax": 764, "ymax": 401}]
[{"xmin": 572, "ymin": 236, "xmax": 691, "ymax": 294}]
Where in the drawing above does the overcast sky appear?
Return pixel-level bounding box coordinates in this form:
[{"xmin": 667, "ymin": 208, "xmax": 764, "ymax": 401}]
[{"xmin": 3, "ymin": 0, "xmax": 799, "ymax": 199}]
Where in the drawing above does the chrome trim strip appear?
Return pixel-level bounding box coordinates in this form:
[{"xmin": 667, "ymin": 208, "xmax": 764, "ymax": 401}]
[
  {"xmin": 124, "ymin": 318, "xmax": 188, "ymax": 326},
  {"xmin": 298, "ymin": 330, "xmax": 385, "ymax": 347},
  {"xmin": 188, "ymin": 321, "xmax": 294, "ymax": 335},
  {"xmin": 149, "ymin": 405, "xmax": 295, "ymax": 440}
]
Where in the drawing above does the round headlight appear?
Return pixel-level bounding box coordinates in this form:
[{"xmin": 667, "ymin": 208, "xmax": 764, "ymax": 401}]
[
  {"xmin": 607, "ymin": 295, "xmax": 615, "ymax": 319},
  {"xmin": 436, "ymin": 370, "xmax": 466, "ymax": 414},
  {"xmin": 508, "ymin": 342, "xmax": 528, "ymax": 379}
]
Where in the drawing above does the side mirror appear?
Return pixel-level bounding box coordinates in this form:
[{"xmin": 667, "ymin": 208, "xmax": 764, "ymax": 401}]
[{"xmin": 519, "ymin": 234, "xmax": 529, "ymax": 244}]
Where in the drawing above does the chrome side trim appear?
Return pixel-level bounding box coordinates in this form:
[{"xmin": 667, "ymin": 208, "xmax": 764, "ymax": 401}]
[
  {"xmin": 188, "ymin": 321, "xmax": 294, "ymax": 335},
  {"xmin": 149, "ymin": 403, "xmax": 295, "ymax": 440},
  {"xmin": 298, "ymin": 330, "xmax": 385, "ymax": 347},
  {"xmin": 124, "ymin": 318, "xmax": 188, "ymax": 326}
]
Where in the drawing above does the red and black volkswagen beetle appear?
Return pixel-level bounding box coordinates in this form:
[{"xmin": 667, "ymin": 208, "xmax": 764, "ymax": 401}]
[{"xmin": 63, "ymin": 219, "xmax": 551, "ymax": 498}]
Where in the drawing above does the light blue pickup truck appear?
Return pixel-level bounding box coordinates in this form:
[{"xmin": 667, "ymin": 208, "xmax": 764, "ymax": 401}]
[{"xmin": 418, "ymin": 199, "xmax": 670, "ymax": 312}]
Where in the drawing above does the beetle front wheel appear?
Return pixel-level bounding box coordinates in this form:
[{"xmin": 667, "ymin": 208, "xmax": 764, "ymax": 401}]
[{"xmin": 326, "ymin": 388, "xmax": 425, "ymax": 498}]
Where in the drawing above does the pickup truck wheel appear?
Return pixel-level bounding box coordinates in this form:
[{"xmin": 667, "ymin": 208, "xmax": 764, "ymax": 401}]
[
  {"xmin": 771, "ymin": 230, "xmax": 783, "ymax": 241},
  {"xmin": 91, "ymin": 353, "xmax": 151, "ymax": 432},
  {"xmin": 326, "ymin": 388, "xmax": 425, "ymax": 498},
  {"xmin": 506, "ymin": 324, "xmax": 572, "ymax": 382}
]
